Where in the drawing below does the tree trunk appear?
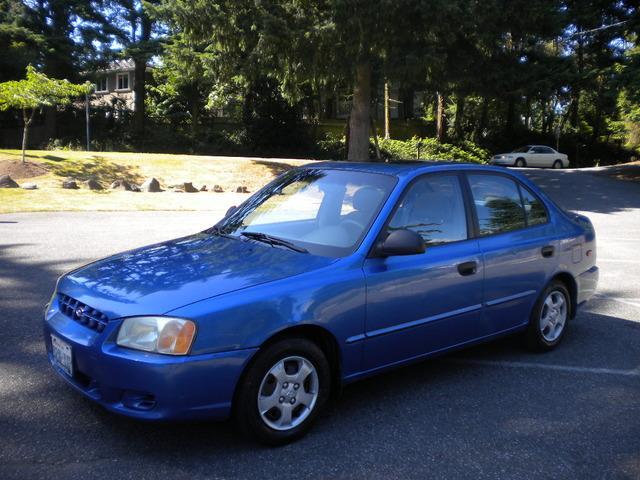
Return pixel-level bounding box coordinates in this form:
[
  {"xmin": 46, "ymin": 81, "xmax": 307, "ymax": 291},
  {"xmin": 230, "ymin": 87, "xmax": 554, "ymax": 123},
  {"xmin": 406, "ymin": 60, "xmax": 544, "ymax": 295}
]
[
  {"xmin": 133, "ymin": 7, "xmax": 153, "ymax": 139},
  {"xmin": 454, "ymin": 95, "xmax": 465, "ymax": 139},
  {"xmin": 133, "ymin": 60, "xmax": 147, "ymax": 137},
  {"xmin": 384, "ymin": 81, "xmax": 390, "ymax": 139},
  {"xmin": 348, "ymin": 61, "xmax": 372, "ymax": 161},
  {"xmin": 21, "ymin": 109, "xmax": 35, "ymax": 164},
  {"xmin": 371, "ymin": 116, "xmax": 382, "ymax": 160},
  {"xmin": 436, "ymin": 92, "xmax": 447, "ymax": 142},
  {"xmin": 474, "ymin": 97, "xmax": 489, "ymax": 142},
  {"xmin": 570, "ymin": 28, "xmax": 584, "ymax": 129}
]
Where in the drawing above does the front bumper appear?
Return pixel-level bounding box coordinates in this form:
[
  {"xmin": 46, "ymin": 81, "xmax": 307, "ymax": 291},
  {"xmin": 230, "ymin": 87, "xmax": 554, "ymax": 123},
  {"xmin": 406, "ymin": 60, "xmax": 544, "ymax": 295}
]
[
  {"xmin": 44, "ymin": 309, "xmax": 257, "ymax": 421},
  {"xmin": 490, "ymin": 158, "xmax": 515, "ymax": 166}
]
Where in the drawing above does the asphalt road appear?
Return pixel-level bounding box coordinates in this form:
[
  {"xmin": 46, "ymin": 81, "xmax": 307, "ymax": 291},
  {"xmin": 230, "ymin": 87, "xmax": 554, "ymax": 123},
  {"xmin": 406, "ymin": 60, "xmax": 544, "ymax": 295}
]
[{"xmin": 1, "ymin": 168, "xmax": 639, "ymax": 479}]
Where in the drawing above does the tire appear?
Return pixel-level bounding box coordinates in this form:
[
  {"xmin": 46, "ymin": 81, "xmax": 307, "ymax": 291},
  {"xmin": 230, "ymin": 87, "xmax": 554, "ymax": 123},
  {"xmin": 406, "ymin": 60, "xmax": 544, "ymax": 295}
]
[
  {"xmin": 524, "ymin": 280, "xmax": 571, "ymax": 352},
  {"xmin": 553, "ymin": 160, "xmax": 563, "ymax": 169},
  {"xmin": 515, "ymin": 158, "xmax": 526, "ymax": 168},
  {"xmin": 234, "ymin": 337, "xmax": 331, "ymax": 445}
]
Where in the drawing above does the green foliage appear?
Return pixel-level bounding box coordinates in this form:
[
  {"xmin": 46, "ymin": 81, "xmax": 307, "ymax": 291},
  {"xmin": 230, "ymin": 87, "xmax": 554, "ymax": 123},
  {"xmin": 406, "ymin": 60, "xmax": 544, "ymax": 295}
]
[
  {"xmin": 0, "ymin": 65, "xmax": 88, "ymax": 111},
  {"xmin": 378, "ymin": 137, "xmax": 489, "ymax": 163},
  {"xmin": 314, "ymin": 134, "xmax": 489, "ymax": 164}
]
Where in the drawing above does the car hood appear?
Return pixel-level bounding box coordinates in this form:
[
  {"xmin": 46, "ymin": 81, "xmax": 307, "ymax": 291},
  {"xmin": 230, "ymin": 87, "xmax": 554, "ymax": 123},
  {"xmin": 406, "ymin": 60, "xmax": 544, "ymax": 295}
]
[{"xmin": 57, "ymin": 233, "xmax": 335, "ymax": 319}]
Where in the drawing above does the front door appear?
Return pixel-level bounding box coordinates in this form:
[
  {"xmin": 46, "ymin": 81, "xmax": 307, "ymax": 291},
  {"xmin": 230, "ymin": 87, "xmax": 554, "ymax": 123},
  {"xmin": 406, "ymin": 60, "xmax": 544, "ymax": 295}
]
[{"xmin": 362, "ymin": 174, "xmax": 485, "ymax": 372}]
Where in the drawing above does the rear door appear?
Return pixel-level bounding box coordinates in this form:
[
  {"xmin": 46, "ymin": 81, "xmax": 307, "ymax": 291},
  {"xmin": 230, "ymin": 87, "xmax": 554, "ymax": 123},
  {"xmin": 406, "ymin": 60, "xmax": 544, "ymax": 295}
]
[
  {"xmin": 528, "ymin": 147, "xmax": 546, "ymax": 167},
  {"xmin": 466, "ymin": 172, "xmax": 556, "ymax": 332},
  {"xmin": 362, "ymin": 173, "xmax": 485, "ymax": 371}
]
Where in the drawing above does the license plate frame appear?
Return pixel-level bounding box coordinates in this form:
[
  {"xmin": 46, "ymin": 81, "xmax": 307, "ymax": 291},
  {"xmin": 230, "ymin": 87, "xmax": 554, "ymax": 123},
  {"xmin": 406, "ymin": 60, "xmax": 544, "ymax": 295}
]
[{"xmin": 51, "ymin": 334, "xmax": 73, "ymax": 377}]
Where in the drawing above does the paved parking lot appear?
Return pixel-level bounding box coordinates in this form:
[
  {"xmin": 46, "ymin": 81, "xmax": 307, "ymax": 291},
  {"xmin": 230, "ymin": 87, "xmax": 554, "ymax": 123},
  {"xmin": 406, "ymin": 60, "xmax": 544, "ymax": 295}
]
[{"xmin": 1, "ymin": 168, "xmax": 639, "ymax": 479}]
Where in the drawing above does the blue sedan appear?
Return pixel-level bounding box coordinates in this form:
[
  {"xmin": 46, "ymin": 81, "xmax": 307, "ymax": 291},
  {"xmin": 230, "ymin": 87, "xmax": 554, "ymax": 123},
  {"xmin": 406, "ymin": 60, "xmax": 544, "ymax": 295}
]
[{"xmin": 44, "ymin": 162, "xmax": 599, "ymax": 444}]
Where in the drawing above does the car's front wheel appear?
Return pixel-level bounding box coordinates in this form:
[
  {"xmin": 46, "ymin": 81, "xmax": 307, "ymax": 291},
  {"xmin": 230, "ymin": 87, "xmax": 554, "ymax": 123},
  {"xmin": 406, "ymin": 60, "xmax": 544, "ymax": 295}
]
[
  {"xmin": 234, "ymin": 337, "xmax": 331, "ymax": 445},
  {"xmin": 525, "ymin": 281, "xmax": 571, "ymax": 351},
  {"xmin": 553, "ymin": 159, "xmax": 563, "ymax": 169},
  {"xmin": 515, "ymin": 158, "xmax": 526, "ymax": 168}
]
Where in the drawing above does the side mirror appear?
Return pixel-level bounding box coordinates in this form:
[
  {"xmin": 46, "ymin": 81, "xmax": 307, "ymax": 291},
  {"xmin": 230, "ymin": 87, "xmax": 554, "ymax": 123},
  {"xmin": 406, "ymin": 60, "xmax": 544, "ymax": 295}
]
[
  {"xmin": 376, "ymin": 229, "xmax": 425, "ymax": 257},
  {"xmin": 225, "ymin": 205, "xmax": 238, "ymax": 217}
]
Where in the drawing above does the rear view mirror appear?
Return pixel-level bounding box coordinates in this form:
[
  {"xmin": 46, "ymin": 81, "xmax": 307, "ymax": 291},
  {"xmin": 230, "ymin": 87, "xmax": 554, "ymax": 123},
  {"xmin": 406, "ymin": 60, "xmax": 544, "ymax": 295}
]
[{"xmin": 376, "ymin": 229, "xmax": 425, "ymax": 257}]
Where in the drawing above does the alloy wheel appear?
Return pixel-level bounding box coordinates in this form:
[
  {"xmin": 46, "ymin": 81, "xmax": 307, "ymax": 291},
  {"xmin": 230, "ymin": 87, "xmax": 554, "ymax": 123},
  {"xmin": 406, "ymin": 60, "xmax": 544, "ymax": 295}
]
[{"xmin": 539, "ymin": 290, "xmax": 568, "ymax": 342}]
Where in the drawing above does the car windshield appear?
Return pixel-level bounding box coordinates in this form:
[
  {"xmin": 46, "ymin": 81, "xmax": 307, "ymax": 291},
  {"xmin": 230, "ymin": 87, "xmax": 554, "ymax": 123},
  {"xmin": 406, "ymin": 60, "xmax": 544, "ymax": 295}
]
[
  {"xmin": 511, "ymin": 146, "xmax": 531, "ymax": 153},
  {"xmin": 214, "ymin": 168, "xmax": 397, "ymax": 257}
]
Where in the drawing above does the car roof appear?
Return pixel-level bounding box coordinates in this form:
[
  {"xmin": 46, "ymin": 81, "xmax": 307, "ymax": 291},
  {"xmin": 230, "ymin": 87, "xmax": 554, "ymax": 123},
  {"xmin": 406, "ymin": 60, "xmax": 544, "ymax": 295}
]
[{"xmin": 304, "ymin": 160, "xmax": 521, "ymax": 179}]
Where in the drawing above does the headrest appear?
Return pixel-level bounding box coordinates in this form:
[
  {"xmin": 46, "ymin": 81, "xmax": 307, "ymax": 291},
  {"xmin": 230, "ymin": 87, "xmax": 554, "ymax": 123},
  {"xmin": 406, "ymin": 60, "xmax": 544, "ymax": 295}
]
[{"xmin": 352, "ymin": 187, "xmax": 384, "ymax": 212}]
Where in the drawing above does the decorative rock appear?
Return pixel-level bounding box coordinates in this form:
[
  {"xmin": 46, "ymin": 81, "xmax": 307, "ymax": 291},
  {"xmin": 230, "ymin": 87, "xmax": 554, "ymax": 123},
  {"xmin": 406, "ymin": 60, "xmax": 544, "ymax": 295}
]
[
  {"xmin": 62, "ymin": 180, "xmax": 79, "ymax": 189},
  {"xmin": 199, "ymin": 185, "xmax": 208, "ymax": 192},
  {"xmin": 236, "ymin": 186, "xmax": 249, "ymax": 193},
  {"xmin": 110, "ymin": 179, "xmax": 134, "ymax": 191},
  {"xmin": 213, "ymin": 185, "xmax": 224, "ymax": 193},
  {"xmin": 141, "ymin": 177, "xmax": 162, "ymax": 192},
  {"xmin": 84, "ymin": 179, "xmax": 103, "ymax": 190},
  {"xmin": 21, "ymin": 183, "xmax": 38, "ymax": 190},
  {"xmin": 181, "ymin": 182, "xmax": 198, "ymax": 193},
  {"xmin": 0, "ymin": 175, "xmax": 19, "ymax": 188}
]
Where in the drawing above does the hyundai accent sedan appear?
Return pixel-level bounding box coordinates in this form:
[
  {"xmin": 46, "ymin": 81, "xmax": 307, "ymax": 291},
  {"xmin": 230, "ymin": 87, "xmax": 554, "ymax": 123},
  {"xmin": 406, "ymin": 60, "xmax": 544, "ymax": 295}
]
[{"xmin": 44, "ymin": 162, "xmax": 598, "ymax": 444}]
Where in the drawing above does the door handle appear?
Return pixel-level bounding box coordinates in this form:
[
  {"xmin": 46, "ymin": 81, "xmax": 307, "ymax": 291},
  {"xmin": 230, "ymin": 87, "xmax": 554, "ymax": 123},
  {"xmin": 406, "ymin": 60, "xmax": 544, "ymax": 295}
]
[
  {"xmin": 457, "ymin": 261, "xmax": 478, "ymax": 276},
  {"xmin": 541, "ymin": 245, "xmax": 555, "ymax": 258}
]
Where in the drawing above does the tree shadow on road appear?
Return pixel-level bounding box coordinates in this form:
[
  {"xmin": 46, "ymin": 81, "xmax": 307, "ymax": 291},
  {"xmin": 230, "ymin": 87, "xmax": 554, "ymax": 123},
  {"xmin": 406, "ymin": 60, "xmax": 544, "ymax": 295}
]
[{"xmin": 521, "ymin": 169, "xmax": 640, "ymax": 214}]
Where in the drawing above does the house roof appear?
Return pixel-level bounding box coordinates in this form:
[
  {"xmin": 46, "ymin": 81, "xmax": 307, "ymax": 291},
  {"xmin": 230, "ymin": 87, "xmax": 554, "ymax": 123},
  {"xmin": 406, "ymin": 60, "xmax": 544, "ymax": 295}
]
[{"xmin": 104, "ymin": 59, "xmax": 136, "ymax": 72}]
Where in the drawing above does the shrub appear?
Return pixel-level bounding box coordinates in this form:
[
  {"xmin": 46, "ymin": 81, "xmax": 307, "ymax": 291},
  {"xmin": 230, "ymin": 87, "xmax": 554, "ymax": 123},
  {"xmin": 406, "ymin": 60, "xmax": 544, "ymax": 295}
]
[
  {"xmin": 312, "ymin": 134, "xmax": 489, "ymax": 164},
  {"xmin": 378, "ymin": 137, "xmax": 489, "ymax": 164}
]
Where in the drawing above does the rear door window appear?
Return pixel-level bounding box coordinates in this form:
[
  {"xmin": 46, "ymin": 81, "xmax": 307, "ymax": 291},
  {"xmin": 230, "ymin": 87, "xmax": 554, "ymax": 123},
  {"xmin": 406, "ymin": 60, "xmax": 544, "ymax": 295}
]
[{"xmin": 468, "ymin": 174, "xmax": 526, "ymax": 235}]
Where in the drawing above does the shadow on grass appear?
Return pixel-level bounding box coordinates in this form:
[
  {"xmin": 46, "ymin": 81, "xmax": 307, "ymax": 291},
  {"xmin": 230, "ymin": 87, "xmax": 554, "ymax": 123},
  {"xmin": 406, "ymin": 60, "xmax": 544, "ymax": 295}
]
[
  {"xmin": 42, "ymin": 155, "xmax": 65, "ymax": 162},
  {"xmin": 45, "ymin": 155, "xmax": 142, "ymax": 184},
  {"xmin": 251, "ymin": 159, "xmax": 294, "ymax": 177}
]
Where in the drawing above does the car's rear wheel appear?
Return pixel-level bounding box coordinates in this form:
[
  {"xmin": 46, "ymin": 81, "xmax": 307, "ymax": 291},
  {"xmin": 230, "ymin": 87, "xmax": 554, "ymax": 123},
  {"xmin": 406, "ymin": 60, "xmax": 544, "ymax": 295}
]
[
  {"xmin": 553, "ymin": 159, "xmax": 563, "ymax": 169},
  {"xmin": 525, "ymin": 281, "xmax": 571, "ymax": 351},
  {"xmin": 515, "ymin": 158, "xmax": 526, "ymax": 168},
  {"xmin": 234, "ymin": 337, "xmax": 331, "ymax": 445}
]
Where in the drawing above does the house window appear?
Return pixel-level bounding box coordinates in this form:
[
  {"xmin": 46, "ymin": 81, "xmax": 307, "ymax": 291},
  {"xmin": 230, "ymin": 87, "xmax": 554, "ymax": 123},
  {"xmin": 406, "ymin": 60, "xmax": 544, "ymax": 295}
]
[
  {"xmin": 95, "ymin": 77, "xmax": 108, "ymax": 93},
  {"xmin": 116, "ymin": 73, "xmax": 130, "ymax": 91}
]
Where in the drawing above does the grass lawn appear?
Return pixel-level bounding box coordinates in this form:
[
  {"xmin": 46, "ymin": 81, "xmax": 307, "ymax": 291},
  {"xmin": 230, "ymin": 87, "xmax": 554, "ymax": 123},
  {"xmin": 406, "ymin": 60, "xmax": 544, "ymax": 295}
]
[{"xmin": 0, "ymin": 150, "xmax": 314, "ymax": 213}]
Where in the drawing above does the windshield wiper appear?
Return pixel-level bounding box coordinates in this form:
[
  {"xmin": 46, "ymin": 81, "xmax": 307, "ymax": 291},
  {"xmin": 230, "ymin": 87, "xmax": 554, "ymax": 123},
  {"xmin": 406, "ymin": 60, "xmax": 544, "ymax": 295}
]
[
  {"xmin": 240, "ymin": 231, "xmax": 308, "ymax": 253},
  {"xmin": 206, "ymin": 225, "xmax": 234, "ymax": 238}
]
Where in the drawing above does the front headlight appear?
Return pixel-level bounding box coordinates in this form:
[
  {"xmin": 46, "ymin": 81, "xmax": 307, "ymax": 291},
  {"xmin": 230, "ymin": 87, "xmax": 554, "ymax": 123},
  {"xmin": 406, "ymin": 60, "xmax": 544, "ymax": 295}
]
[{"xmin": 116, "ymin": 317, "xmax": 196, "ymax": 355}]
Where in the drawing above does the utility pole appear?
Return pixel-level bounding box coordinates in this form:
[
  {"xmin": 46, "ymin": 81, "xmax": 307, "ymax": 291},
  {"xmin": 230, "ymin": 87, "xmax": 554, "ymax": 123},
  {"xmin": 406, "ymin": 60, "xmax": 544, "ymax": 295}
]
[
  {"xmin": 384, "ymin": 81, "xmax": 390, "ymax": 139},
  {"xmin": 85, "ymin": 85, "xmax": 91, "ymax": 151}
]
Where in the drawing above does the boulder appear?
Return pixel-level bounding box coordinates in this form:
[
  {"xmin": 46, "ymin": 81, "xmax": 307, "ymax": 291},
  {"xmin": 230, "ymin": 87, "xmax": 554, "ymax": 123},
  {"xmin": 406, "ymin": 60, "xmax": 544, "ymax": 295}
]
[
  {"xmin": 179, "ymin": 182, "xmax": 198, "ymax": 193},
  {"xmin": 84, "ymin": 179, "xmax": 103, "ymax": 190},
  {"xmin": 62, "ymin": 180, "xmax": 79, "ymax": 189},
  {"xmin": 236, "ymin": 186, "xmax": 249, "ymax": 193},
  {"xmin": 199, "ymin": 185, "xmax": 208, "ymax": 192},
  {"xmin": 0, "ymin": 175, "xmax": 19, "ymax": 188},
  {"xmin": 110, "ymin": 179, "xmax": 134, "ymax": 191},
  {"xmin": 213, "ymin": 185, "xmax": 224, "ymax": 193},
  {"xmin": 141, "ymin": 177, "xmax": 162, "ymax": 192},
  {"xmin": 21, "ymin": 183, "xmax": 38, "ymax": 190}
]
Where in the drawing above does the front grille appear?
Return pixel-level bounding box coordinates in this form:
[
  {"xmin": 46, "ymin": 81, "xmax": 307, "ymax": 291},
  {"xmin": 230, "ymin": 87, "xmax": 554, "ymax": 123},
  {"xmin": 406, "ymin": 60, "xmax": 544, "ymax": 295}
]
[{"xmin": 58, "ymin": 294, "xmax": 109, "ymax": 332}]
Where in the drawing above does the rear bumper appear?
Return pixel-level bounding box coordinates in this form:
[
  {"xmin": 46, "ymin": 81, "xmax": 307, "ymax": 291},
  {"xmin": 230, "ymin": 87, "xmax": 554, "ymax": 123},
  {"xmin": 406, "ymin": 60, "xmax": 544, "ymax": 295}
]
[
  {"xmin": 577, "ymin": 265, "xmax": 599, "ymax": 305},
  {"xmin": 44, "ymin": 311, "xmax": 257, "ymax": 421}
]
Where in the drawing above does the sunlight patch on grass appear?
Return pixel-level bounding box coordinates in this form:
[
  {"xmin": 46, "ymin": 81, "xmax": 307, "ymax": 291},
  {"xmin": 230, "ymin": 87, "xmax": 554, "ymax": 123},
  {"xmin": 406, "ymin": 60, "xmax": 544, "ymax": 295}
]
[{"xmin": 0, "ymin": 149, "xmax": 315, "ymax": 213}]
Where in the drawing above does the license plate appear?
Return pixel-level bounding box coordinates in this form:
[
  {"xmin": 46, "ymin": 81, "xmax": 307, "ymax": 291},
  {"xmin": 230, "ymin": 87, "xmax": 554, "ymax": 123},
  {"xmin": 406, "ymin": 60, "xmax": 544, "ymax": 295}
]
[{"xmin": 51, "ymin": 334, "xmax": 73, "ymax": 377}]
